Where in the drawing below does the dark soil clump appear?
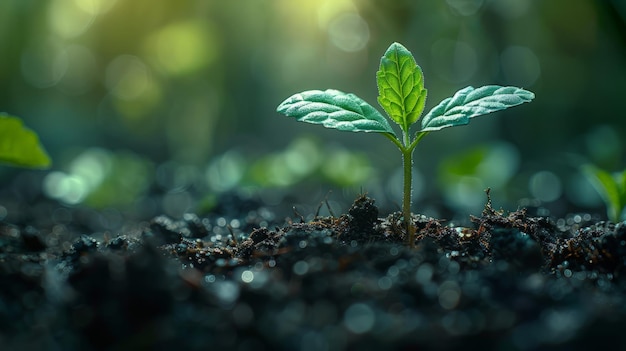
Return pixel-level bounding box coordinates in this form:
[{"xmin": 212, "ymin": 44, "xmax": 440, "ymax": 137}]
[{"xmin": 2, "ymin": 193, "xmax": 626, "ymax": 350}]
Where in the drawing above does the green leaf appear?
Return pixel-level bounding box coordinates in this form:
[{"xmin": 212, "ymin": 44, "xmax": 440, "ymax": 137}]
[
  {"xmin": 619, "ymin": 170, "xmax": 626, "ymax": 220},
  {"xmin": 420, "ymin": 85, "xmax": 534, "ymax": 132},
  {"xmin": 0, "ymin": 114, "xmax": 51, "ymax": 169},
  {"xmin": 581, "ymin": 164, "xmax": 624, "ymax": 223},
  {"xmin": 277, "ymin": 89, "xmax": 395, "ymax": 134},
  {"xmin": 376, "ymin": 42, "xmax": 427, "ymax": 133}
]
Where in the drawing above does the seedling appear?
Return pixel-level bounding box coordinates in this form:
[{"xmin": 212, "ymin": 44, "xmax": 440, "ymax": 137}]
[
  {"xmin": 582, "ymin": 164, "xmax": 626, "ymax": 223},
  {"xmin": 277, "ymin": 42, "xmax": 534, "ymax": 245},
  {"xmin": 0, "ymin": 113, "xmax": 51, "ymax": 169}
]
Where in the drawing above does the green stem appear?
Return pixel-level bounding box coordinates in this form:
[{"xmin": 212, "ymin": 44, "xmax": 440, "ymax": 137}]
[
  {"xmin": 384, "ymin": 131, "xmax": 429, "ymax": 246},
  {"xmin": 402, "ymin": 146, "xmax": 415, "ymax": 246},
  {"xmin": 383, "ymin": 132, "xmax": 403, "ymax": 150}
]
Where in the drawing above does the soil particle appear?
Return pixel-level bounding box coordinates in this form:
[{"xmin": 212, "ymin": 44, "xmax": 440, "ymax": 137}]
[{"xmin": 341, "ymin": 194, "xmax": 381, "ymax": 243}]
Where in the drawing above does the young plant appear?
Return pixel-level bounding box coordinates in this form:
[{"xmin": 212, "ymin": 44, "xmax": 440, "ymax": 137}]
[
  {"xmin": 582, "ymin": 164, "xmax": 626, "ymax": 223},
  {"xmin": 0, "ymin": 113, "xmax": 51, "ymax": 169},
  {"xmin": 277, "ymin": 42, "xmax": 534, "ymax": 245}
]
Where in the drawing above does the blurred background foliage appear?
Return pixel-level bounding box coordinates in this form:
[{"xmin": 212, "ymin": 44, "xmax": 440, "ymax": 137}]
[{"xmin": 1, "ymin": 0, "xmax": 625, "ymax": 221}]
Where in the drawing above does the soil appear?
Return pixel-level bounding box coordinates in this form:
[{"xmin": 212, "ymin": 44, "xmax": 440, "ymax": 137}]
[{"xmin": 1, "ymin": 190, "xmax": 626, "ymax": 350}]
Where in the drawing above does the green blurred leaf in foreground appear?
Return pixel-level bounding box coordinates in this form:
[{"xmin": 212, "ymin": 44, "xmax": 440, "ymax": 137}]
[
  {"xmin": 0, "ymin": 113, "xmax": 51, "ymax": 168},
  {"xmin": 582, "ymin": 164, "xmax": 626, "ymax": 223}
]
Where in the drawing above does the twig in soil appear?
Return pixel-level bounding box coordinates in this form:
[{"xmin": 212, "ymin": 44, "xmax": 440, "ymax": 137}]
[
  {"xmin": 315, "ymin": 190, "xmax": 336, "ymax": 218},
  {"xmin": 314, "ymin": 202, "xmax": 323, "ymax": 218},
  {"xmin": 293, "ymin": 206, "xmax": 305, "ymax": 223},
  {"xmin": 227, "ymin": 224, "xmax": 238, "ymax": 245}
]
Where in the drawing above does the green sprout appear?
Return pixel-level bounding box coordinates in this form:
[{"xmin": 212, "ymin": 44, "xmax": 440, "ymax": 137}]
[
  {"xmin": 582, "ymin": 164, "xmax": 626, "ymax": 223},
  {"xmin": 277, "ymin": 42, "xmax": 534, "ymax": 245},
  {"xmin": 0, "ymin": 113, "xmax": 51, "ymax": 169}
]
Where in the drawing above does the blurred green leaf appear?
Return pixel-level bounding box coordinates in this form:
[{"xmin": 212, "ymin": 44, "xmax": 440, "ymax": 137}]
[
  {"xmin": 322, "ymin": 149, "xmax": 372, "ymax": 187},
  {"xmin": 376, "ymin": 42, "xmax": 427, "ymax": 133},
  {"xmin": 83, "ymin": 150, "xmax": 153, "ymax": 209},
  {"xmin": 277, "ymin": 89, "xmax": 394, "ymax": 134},
  {"xmin": 420, "ymin": 86, "xmax": 534, "ymax": 132},
  {"xmin": 0, "ymin": 113, "xmax": 51, "ymax": 169},
  {"xmin": 582, "ymin": 164, "xmax": 626, "ymax": 222},
  {"xmin": 439, "ymin": 146, "xmax": 488, "ymax": 178}
]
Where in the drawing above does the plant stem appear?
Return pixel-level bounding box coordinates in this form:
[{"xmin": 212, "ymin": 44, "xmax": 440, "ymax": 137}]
[
  {"xmin": 384, "ymin": 131, "xmax": 428, "ymax": 247},
  {"xmin": 404, "ymin": 132, "xmax": 427, "ymax": 246},
  {"xmin": 402, "ymin": 146, "xmax": 415, "ymax": 246}
]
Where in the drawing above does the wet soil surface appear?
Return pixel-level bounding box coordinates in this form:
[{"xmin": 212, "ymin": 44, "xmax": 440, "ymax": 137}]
[{"xmin": 2, "ymin": 192, "xmax": 626, "ymax": 350}]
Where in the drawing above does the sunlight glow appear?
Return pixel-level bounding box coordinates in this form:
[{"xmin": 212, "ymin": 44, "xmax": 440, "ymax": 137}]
[
  {"xmin": 105, "ymin": 55, "xmax": 150, "ymax": 100},
  {"xmin": 43, "ymin": 171, "xmax": 88, "ymax": 205},
  {"xmin": 43, "ymin": 148, "xmax": 152, "ymax": 208},
  {"xmin": 104, "ymin": 55, "xmax": 162, "ymax": 118},
  {"xmin": 48, "ymin": 0, "xmax": 96, "ymax": 38},
  {"xmin": 145, "ymin": 20, "xmax": 219, "ymax": 76},
  {"xmin": 327, "ymin": 13, "xmax": 370, "ymax": 52},
  {"xmin": 205, "ymin": 151, "xmax": 246, "ymax": 192},
  {"xmin": 73, "ymin": 0, "xmax": 118, "ymax": 15}
]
